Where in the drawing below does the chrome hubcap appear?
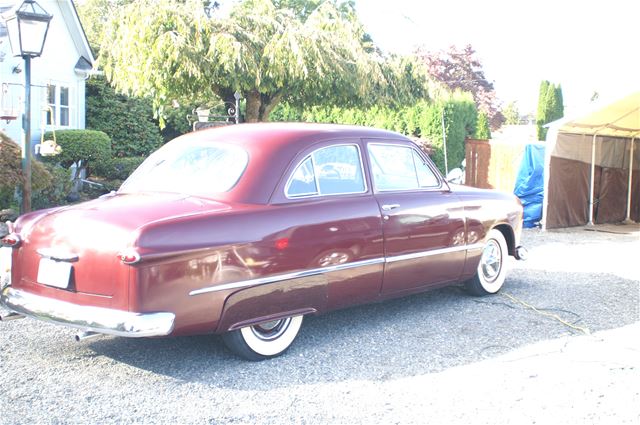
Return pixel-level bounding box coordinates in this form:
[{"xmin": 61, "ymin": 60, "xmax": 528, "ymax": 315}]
[
  {"xmin": 250, "ymin": 318, "xmax": 291, "ymax": 341},
  {"xmin": 480, "ymin": 239, "xmax": 502, "ymax": 282},
  {"xmin": 318, "ymin": 251, "xmax": 350, "ymax": 267}
]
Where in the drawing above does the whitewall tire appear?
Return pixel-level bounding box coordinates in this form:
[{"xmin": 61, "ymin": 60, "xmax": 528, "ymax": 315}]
[
  {"xmin": 222, "ymin": 315, "xmax": 303, "ymax": 361},
  {"xmin": 465, "ymin": 229, "xmax": 508, "ymax": 296}
]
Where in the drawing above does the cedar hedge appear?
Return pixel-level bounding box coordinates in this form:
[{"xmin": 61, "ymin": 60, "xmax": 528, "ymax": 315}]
[{"xmin": 271, "ymin": 91, "xmax": 478, "ymax": 173}]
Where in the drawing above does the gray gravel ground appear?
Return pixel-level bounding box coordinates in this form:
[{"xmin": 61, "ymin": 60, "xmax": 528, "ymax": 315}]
[{"xmin": 1, "ymin": 225, "xmax": 639, "ymax": 424}]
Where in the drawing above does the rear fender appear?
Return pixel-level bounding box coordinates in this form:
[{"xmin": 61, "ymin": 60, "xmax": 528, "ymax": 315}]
[{"xmin": 216, "ymin": 274, "xmax": 327, "ymax": 333}]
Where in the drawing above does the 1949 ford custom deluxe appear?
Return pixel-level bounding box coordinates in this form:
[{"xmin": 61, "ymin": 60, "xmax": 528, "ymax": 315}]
[{"xmin": 1, "ymin": 123, "xmax": 526, "ymax": 360}]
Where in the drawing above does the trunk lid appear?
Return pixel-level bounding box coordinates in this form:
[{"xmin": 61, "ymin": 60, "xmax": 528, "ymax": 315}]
[{"xmin": 15, "ymin": 193, "xmax": 230, "ymax": 296}]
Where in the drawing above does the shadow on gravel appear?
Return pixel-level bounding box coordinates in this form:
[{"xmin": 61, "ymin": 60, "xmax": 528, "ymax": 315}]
[{"xmin": 86, "ymin": 267, "xmax": 639, "ymax": 391}]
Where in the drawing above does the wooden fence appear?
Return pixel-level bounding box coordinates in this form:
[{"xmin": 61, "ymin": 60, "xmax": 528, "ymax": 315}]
[{"xmin": 465, "ymin": 139, "xmax": 526, "ymax": 193}]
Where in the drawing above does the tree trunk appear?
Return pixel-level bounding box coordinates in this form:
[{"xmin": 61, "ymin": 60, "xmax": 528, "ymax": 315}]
[
  {"xmin": 244, "ymin": 90, "xmax": 283, "ymax": 122},
  {"xmin": 245, "ymin": 90, "xmax": 261, "ymax": 123},
  {"xmin": 259, "ymin": 92, "xmax": 283, "ymax": 122}
]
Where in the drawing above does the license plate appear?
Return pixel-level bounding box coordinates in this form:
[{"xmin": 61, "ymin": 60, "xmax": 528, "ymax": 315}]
[
  {"xmin": 37, "ymin": 258, "xmax": 72, "ymax": 289},
  {"xmin": 0, "ymin": 247, "xmax": 11, "ymax": 286}
]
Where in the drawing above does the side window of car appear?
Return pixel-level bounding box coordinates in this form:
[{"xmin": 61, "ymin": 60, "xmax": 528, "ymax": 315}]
[
  {"xmin": 286, "ymin": 157, "xmax": 318, "ymax": 197},
  {"xmin": 286, "ymin": 144, "xmax": 366, "ymax": 198},
  {"xmin": 368, "ymin": 144, "xmax": 440, "ymax": 191},
  {"xmin": 368, "ymin": 144, "xmax": 418, "ymax": 191},
  {"xmin": 413, "ymin": 150, "xmax": 440, "ymax": 187}
]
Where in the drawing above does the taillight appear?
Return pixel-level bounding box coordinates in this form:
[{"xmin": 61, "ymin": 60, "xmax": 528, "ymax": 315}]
[
  {"xmin": 275, "ymin": 237, "xmax": 289, "ymax": 250},
  {"xmin": 1, "ymin": 233, "xmax": 21, "ymax": 248},
  {"xmin": 118, "ymin": 249, "xmax": 141, "ymax": 265}
]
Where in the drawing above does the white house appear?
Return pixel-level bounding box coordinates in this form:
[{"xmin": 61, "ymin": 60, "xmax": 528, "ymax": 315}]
[{"xmin": 0, "ymin": 0, "xmax": 94, "ymax": 147}]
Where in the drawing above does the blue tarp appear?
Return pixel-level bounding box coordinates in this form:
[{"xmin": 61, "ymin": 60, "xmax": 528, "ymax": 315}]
[{"xmin": 514, "ymin": 143, "xmax": 545, "ymax": 228}]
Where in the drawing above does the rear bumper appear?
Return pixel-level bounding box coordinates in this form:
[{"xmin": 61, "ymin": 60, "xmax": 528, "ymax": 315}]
[{"xmin": 0, "ymin": 286, "xmax": 175, "ymax": 337}]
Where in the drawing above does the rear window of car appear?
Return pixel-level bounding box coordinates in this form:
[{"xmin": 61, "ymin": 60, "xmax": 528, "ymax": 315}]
[
  {"xmin": 119, "ymin": 140, "xmax": 248, "ymax": 195},
  {"xmin": 286, "ymin": 144, "xmax": 366, "ymax": 198}
]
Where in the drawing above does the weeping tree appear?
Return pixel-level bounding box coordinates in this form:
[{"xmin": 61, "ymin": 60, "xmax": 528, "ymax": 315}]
[{"xmin": 99, "ymin": 0, "xmax": 392, "ymax": 122}]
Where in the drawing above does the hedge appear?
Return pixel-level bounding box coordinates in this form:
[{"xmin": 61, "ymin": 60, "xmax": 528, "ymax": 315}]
[
  {"xmin": 42, "ymin": 129, "xmax": 111, "ymax": 176},
  {"xmin": 271, "ymin": 91, "xmax": 478, "ymax": 173}
]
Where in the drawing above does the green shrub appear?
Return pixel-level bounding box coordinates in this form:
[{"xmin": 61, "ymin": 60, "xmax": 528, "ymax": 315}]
[
  {"xmin": 42, "ymin": 129, "xmax": 111, "ymax": 176},
  {"xmin": 86, "ymin": 75, "xmax": 164, "ymax": 156},
  {"xmin": 93, "ymin": 156, "xmax": 145, "ymax": 180},
  {"xmin": 31, "ymin": 164, "xmax": 72, "ymax": 210},
  {"xmin": 98, "ymin": 179, "xmax": 125, "ymax": 193},
  {"xmin": 161, "ymin": 104, "xmax": 196, "ymax": 142},
  {"xmin": 274, "ymin": 91, "xmax": 478, "ymax": 173},
  {"xmin": 270, "ymin": 103, "xmax": 304, "ymax": 122},
  {"xmin": 1, "ymin": 130, "xmax": 54, "ymax": 210},
  {"xmin": 475, "ymin": 112, "xmax": 491, "ymax": 139}
]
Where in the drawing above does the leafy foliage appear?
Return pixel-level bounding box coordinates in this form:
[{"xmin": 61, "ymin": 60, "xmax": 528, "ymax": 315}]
[
  {"xmin": 536, "ymin": 80, "xmax": 564, "ymax": 140},
  {"xmin": 98, "ymin": 0, "xmax": 427, "ymax": 122},
  {"xmin": 0, "ymin": 130, "xmax": 53, "ymax": 209},
  {"xmin": 475, "ymin": 112, "xmax": 491, "ymax": 139},
  {"xmin": 76, "ymin": 0, "xmax": 135, "ymax": 55},
  {"xmin": 273, "ymin": 91, "xmax": 478, "ymax": 172},
  {"xmin": 161, "ymin": 104, "xmax": 197, "ymax": 142},
  {"xmin": 416, "ymin": 44, "xmax": 504, "ymax": 129},
  {"xmin": 85, "ymin": 76, "xmax": 164, "ymax": 156},
  {"xmin": 42, "ymin": 130, "xmax": 111, "ymax": 176},
  {"xmin": 502, "ymin": 101, "xmax": 520, "ymax": 125},
  {"xmin": 92, "ymin": 156, "xmax": 146, "ymax": 181},
  {"xmin": 31, "ymin": 164, "xmax": 73, "ymax": 211}
]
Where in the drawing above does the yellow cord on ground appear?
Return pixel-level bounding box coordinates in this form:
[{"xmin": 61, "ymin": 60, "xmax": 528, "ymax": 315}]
[{"xmin": 502, "ymin": 292, "xmax": 591, "ymax": 335}]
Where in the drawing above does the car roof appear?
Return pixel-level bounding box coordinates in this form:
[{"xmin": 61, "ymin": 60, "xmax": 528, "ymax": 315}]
[{"xmin": 173, "ymin": 123, "xmax": 411, "ymax": 204}]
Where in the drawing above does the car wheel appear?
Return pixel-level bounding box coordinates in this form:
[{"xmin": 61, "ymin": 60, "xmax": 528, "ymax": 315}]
[
  {"xmin": 222, "ymin": 315, "xmax": 303, "ymax": 361},
  {"xmin": 465, "ymin": 229, "xmax": 508, "ymax": 296}
]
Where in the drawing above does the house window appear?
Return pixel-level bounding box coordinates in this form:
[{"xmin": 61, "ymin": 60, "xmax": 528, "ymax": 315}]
[
  {"xmin": 45, "ymin": 84, "xmax": 72, "ymax": 127},
  {"xmin": 46, "ymin": 84, "xmax": 56, "ymax": 125},
  {"xmin": 60, "ymin": 87, "xmax": 69, "ymax": 126}
]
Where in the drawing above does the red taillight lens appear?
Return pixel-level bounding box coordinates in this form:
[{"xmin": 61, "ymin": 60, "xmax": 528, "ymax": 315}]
[
  {"xmin": 1, "ymin": 233, "xmax": 21, "ymax": 247},
  {"xmin": 117, "ymin": 249, "xmax": 141, "ymax": 265},
  {"xmin": 275, "ymin": 237, "xmax": 289, "ymax": 250}
]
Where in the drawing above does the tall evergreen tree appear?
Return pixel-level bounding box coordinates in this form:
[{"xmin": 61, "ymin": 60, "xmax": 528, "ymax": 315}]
[
  {"xmin": 536, "ymin": 80, "xmax": 550, "ymax": 140},
  {"xmin": 536, "ymin": 80, "xmax": 564, "ymax": 141},
  {"xmin": 554, "ymin": 84, "xmax": 564, "ymax": 121}
]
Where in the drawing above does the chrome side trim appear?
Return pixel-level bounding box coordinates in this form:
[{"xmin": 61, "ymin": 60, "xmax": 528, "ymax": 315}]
[
  {"xmin": 189, "ymin": 257, "xmax": 385, "ymax": 296},
  {"xmin": 0, "ymin": 287, "xmax": 175, "ymax": 337},
  {"xmin": 190, "ymin": 243, "xmax": 484, "ymax": 296},
  {"xmin": 385, "ymin": 243, "xmax": 484, "ymax": 264}
]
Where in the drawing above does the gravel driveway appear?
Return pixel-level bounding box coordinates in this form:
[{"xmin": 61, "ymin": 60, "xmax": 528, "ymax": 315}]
[{"xmin": 1, "ymin": 226, "xmax": 638, "ymax": 424}]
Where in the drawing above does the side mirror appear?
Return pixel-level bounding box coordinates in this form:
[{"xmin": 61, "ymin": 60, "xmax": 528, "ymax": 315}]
[{"xmin": 446, "ymin": 167, "xmax": 464, "ymax": 184}]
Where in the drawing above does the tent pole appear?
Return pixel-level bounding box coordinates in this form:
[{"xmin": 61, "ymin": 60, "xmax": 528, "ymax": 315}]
[
  {"xmin": 624, "ymin": 136, "xmax": 636, "ymax": 223},
  {"xmin": 588, "ymin": 132, "xmax": 598, "ymax": 226}
]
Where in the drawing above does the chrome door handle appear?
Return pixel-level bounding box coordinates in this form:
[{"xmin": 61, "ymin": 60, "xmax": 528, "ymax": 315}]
[{"xmin": 381, "ymin": 204, "xmax": 400, "ymax": 211}]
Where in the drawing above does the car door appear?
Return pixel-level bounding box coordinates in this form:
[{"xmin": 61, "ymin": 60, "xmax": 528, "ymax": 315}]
[
  {"xmin": 366, "ymin": 141, "xmax": 467, "ymax": 295},
  {"xmin": 270, "ymin": 140, "xmax": 385, "ymax": 311}
]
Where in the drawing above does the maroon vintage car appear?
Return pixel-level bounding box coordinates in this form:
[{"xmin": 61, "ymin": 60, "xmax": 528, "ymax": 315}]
[{"xmin": 0, "ymin": 123, "xmax": 526, "ymax": 360}]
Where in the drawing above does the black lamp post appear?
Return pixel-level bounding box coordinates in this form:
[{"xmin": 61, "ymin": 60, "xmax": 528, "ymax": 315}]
[{"xmin": 3, "ymin": 0, "xmax": 52, "ymax": 214}]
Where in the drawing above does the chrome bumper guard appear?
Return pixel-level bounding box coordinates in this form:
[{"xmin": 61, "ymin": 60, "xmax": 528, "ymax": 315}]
[
  {"xmin": 515, "ymin": 245, "xmax": 528, "ymax": 261},
  {"xmin": 0, "ymin": 286, "xmax": 175, "ymax": 337}
]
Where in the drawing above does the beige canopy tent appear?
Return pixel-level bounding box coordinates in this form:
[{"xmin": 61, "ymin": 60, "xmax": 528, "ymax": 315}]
[{"xmin": 542, "ymin": 92, "xmax": 640, "ymax": 229}]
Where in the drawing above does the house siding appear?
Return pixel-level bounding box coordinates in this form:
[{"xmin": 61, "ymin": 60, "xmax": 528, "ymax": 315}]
[{"xmin": 0, "ymin": 0, "xmax": 92, "ymax": 147}]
